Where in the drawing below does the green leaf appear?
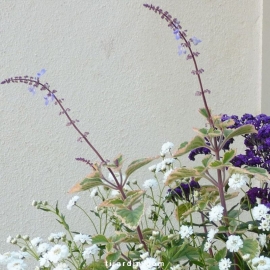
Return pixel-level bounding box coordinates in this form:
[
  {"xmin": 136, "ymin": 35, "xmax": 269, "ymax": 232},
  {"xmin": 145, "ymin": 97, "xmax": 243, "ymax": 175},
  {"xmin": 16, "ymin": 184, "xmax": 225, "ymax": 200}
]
[
  {"xmin": 69, "ymin": 171, "xmax": 104, "ymax": 193},
  {"xmin": 175, "ymin": 203, "xmax": 193, "ymax": 221},
  {"xmin": 224, "ymin": 124, "xmax": 257, "ymax": 141},
  {"xmin": 229, "ymin": 219, "xmax": 238, "ymax": 234},
  {"xmin": 209, "ymin": 160, "xmax": 223, "ymax": 168},
  {"xmin": 173, "ymin": 136, "xmax": 207, "ymax": 157},
  {"xmin": 105, "ymin": 251, "xmax": 121, "ymax": 263},
  {"xmin": 98, "ymin": 198, "xmax": 124, "ymax": 209},
  {"xmin": 223, "ymin": 149, "xmax": 236, "ymax": 164},
  {"xmin": 193, "ymin": 127, "xmax": 208, "ymax": 136},
  {"xmin": 208, "ymin": 130, "xmax": 222, "ymax": 137},
  {"xmin": 239, "ymin": 238, "xmax": 260, "ymax": 259},
  {"xmin": 115, "ymin": 204, "xmax": 144, "ymax": 230},
  {"xmin": 91, "ymin": 234, "xmax": 108, "ymax": 245},
  {"xmin": 215, "ymin": 247, "xmax": 227, "ymax": 262},
  {"xmin": 164, "ymin": 168, "xmax": 202, "ymax": 186},
  {"xmin": 228, "ymin": 166, "xmax": 269, "ymax": 181},
  {"xmin": 199, "ymin": 107, "xmax": 211, "ymax": 119},
  {"xmin": 125, "ymin": 156, "xmax": 158, "ymax": 179},
  {"xmin": 106, "ymin": 154, "xmax": 124, "ymax": 171},
  {"xmin": 202, "ymin": 155, "xmax": 213, "ymax": 167},
  {"xmin": 123, "ymin": 190, "xmax": 145, "ymax": 207},
  {"xmin": 84, "ymin": 260, "xmax": 107, "ymax": 270}
]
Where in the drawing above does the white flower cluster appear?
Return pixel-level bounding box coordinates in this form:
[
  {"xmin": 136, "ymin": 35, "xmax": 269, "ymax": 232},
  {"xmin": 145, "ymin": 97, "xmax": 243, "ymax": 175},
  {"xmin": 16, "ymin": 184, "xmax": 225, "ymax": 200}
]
[
  {"xmin": 179, "ymin": 225, "xmax": 193, "ymax": 239},
  {"xmin": 252, "ymin": 204, "xmax": 270, "ymax": 231},
  {"xmin": 2, "ymin": 231, "xmax": 99, "ymax": 269},
  {"xmin": 228, "ymin": 173, "xmax": 249, "ymax": 190},
  {"xmin": 203, "ymin": 228, "xmax": 218, "ymax": 252},
  {"xmin": 139, "ymin": 252, "xmax": 160, "ymax": 270},
  {"xmin": 208, "ymin": 204, "xmax": 224, "ymax": 222}
]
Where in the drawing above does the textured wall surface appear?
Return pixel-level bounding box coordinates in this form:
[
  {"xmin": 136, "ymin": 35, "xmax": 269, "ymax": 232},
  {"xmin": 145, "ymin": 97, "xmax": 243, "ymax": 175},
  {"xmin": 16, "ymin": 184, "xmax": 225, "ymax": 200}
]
[{"xmin": 0, "ymin": 0, "xmax": 262, "ymax": 256}]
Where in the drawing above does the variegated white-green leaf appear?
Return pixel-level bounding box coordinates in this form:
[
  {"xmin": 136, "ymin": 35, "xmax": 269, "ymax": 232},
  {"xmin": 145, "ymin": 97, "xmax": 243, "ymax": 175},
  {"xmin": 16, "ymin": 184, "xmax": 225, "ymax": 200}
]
[
  {"xmin": 173, "ymin": 136, "xmax": 208, "ymax": 157},
  {"xmin": 239, "ymin": 238, "xmax": 260, "ymax": 259},
  {"xmin": 115, "ymin": 204, "xmax": 144, "ymax": 230}
]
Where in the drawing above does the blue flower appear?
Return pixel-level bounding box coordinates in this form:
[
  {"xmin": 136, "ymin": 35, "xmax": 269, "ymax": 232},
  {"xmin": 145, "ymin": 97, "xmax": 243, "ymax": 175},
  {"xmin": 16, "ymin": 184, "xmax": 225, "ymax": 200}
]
[
  {"xmin": 178, "ymin": 45, "xmax": 186, "ymax": 56},
  {"xmin": 37, "ymin": 69, "xmax": 46, "ymax": 78},
  {"xmin": 28, "ymin": 86, "xmax": 36, "ymax": 95},
  {"xmin": 191, "ymin": 36, "xmax": 201, "ymax": 45}
]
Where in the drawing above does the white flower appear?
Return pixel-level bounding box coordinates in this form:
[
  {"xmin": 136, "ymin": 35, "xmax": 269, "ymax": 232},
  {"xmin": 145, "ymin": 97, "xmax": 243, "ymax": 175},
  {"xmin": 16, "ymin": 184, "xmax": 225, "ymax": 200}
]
[
  {"xmin": 207, "ymin": 228, "xmax": 218, "ymax": 243},
  {"xmin": 73, "ymin": 233, "xmax": 92, "ymax": 245},
  {"xmin": 252, "ymin": 204, "xmax": 270, "ymax": 220},
  {"xmin": 228, "ymin": 173, "xmax": 248, "ymax": 190},
  {"xmin": 48, "ymin": 232, "xmax": 66, "ymax": 242},
  {"xmin": 37, "ymin": 243, "xmax": 51, "ymax": 254},
  {"xmin": 31, "ymin": 237, "xmax": 43, "ymax": 247},
  {"xmin": 39, "ymin": 253, "xmax": 50, "ymax": 267},
  {"xmin": 163, "ymin": 158, "xmax": 175, "ymax": 165},
  {"xmin": 47, "ymin": 245, "xmax": 69, "ymax": 264},
  {"xmin": 218, "ymin": 258, "xmax": 232, "ymax": 270},
  {"xmin": 82, "ymin": 244, "xmax": 100, "ymax": 259},
  {"xmin": 109, "ymin": 264, "xmax": 121, "ymax": 270},
  {"xmin": 160, "ymin": 142, "xmax": 174, "ymax": 155},
  {"xmin": 179, "ymin": 225, "xmax": 193, "ymax": 239},
  {"xmin": 209, "ymin": 205, "xmax": 224, "ymax": 222},
  {"xmin": 140, "ymin": 257, "xmax": 158, "ymax": 270},
  {"xmin": 163, "ymin": 169, "xmax": 173, "ymax": 183},
  {"xmin": 53, "ymin": 262, "xmax": 70, "ymax": 270},
  {"xmin": 242, "ymin": 254, "xmax": 250, "ymax": 261},
  {"xmin": 170, "ymin": 265, "xmax": 182, "ymax": 270},
  {"xmin": 203, "ymin": 241, "xmax": 211, "ymax": 252},
  {"xmin": 90, "ymin": 188, "xmax": 98, "ymax": 198},
  {"xmin": 148, "ymin": 165, "xmax": 157, "ymax": 172},
  {"xmin": 140, "ymin": 252, "xmax": 149, "ymax": 260},
  {"xmin": 7, "ymin": 259, "xmax": 27, "ymax": 270},
  {"xmin": 252, "ymin": 256, "xmax": 270, "ymax": 270},
  {"xmin": 143, "ymin": 179, "xmax": 158, "ymax": 189},
  {"xmin": 155, "ymin": 161, "xmax": 166, "ymax": 173},
  {"xmin": 258, "ymin": 219, "xmax": 270, "ymax": 231},
  {"xmin": 6, "ymin": 236, "xmax": 12, "ymax": 243},
  {"xmin": 67, "ymin": 196, "xmax": 79, "ymax": 210},
  {"xmin": 226, "ymin": 235, "xmax": 243, "ymax": 252},
  {"xmin": 258, "ymin": 234, "xmax": 267, "ymax": 247}
]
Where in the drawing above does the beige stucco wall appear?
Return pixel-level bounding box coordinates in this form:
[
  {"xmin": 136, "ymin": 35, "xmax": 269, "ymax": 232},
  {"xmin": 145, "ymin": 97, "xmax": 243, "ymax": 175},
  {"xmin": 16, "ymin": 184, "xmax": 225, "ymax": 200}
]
[{"xmin": 0, "ymin": 0, "xmax": 262, "ymax": 255}]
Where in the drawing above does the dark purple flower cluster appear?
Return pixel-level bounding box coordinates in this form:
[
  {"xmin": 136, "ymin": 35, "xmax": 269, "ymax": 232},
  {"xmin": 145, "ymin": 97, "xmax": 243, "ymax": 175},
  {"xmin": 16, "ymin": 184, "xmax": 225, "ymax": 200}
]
[
  {"xmin": 222, "ymin": 113, "xmax": 270, "ymax": 173},
  {"xmin": 246, "ymin": 185, "xmax": 270, "ymax": 207},
  {"xmin": 167, "ymin": 179, "xmax": 200, "ymax": 202}
]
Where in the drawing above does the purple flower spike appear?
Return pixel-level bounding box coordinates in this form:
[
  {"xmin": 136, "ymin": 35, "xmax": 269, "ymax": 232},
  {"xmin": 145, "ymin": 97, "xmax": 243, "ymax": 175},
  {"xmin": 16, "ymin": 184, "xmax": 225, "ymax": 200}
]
[
  {"xmin": 37, "ymin": 69, "xmax": 46, "ymax": 78},
  {"xmin": 191, "ymin": 36, "xmax": 202, "ymax": 46}
]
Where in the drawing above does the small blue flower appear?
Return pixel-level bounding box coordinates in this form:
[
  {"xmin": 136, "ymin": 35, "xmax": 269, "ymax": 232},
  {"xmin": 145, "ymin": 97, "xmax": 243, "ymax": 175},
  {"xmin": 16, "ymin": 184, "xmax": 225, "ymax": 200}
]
[
  {"xmin": 178, "ymin": 45, "xmax": 186, "ymax": 56},
  {"xmin": 44, "ymin": 96, "xmax": 49, "ymax": 106},
  {"xmin": 28, "ymin": 86, "xmax": 36, "ymax": 95},
  {"xmin": 173, "ymin": 29, "xmax": 181, "ymax": 40},
  {"xmin": 37, "ymin": 69, "xmax": 46, "ymax": 78},
  {"xmin": 191, "ymin": 36, "xmax": 202, "ymax": 46}
]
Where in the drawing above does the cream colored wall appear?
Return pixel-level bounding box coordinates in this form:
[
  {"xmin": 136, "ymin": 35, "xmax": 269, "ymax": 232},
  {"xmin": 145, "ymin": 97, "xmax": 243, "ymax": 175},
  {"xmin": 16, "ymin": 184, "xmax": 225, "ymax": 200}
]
[{"xmin": 0, "ymin": 0, "xmax": 262, "ymax": 254}]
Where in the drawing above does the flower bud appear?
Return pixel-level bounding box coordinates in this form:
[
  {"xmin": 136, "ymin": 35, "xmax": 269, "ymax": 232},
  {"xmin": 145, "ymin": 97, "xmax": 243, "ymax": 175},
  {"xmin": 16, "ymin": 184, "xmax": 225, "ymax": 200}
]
[
  {"xmin": 155, "ymin": 250, "xmax": 161, "ymax": 255},
  {"xmin": 11, "ymin": 239, "xmax": 17, "ymax": 244},
  {"xmin": 132, "ymin": 179, "xmax": 137, "ymax": 185},
  {"xmin": 137, "ymin": 244, "xmax": 144, "ymax": 250},
  {"xmin": 242, "ymin": 254, "xmax": 250, "ymax": 261},
  {"xmin": 21, "ymin": 247, "xmax": 27, "ymax": 252},
  {"xmin": 16, "ymin": 234, "xmax": 21, "ymax": 239},
  {"xmin": 22, "ymin": 235, "xmax": 29, "ymax": 241},
  {"xmin": 152, "ymin": 231, "xmax": 159, "ymax": 236},
  {"xmin": 32, "ymin": 200, "xmax": 37, "ymax": 206},
  {"xmin": 168, "ymin": 234, "xmax": 175, "ymax": 239},
  {"xmin": 248, "ymin": 224, "xmax": 253, "ymax": 230},
  {"xmin": 42, "ymin": 201, "xmax": 48, "ymax": 206}
]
